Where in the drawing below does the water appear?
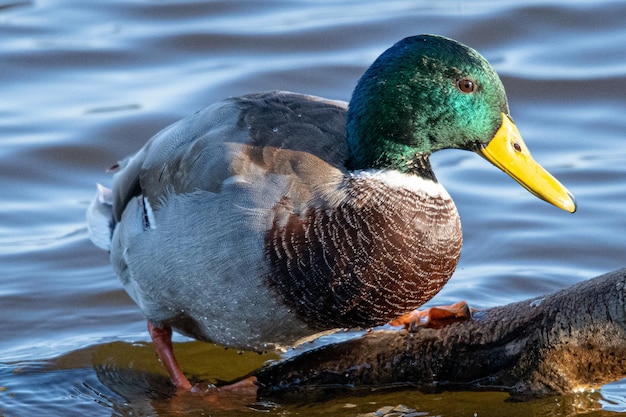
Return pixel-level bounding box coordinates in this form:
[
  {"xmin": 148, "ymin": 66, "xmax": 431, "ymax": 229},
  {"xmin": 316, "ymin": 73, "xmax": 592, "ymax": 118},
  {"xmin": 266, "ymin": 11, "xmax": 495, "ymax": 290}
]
[{"xmin": 1, "ymin": 0, "xmax": 625, "ymax": 415}]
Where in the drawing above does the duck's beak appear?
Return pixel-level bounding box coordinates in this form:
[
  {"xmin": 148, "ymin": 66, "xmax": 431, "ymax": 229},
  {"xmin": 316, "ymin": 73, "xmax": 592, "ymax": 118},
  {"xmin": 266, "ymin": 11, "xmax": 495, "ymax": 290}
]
[{"xmin": 476, "ymin": 113, "xmax": 576, "ymax": 213}]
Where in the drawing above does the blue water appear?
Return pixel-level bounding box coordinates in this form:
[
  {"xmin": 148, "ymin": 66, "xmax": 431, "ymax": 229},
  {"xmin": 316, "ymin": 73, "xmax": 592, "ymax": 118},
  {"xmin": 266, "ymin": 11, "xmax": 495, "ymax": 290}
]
[{"xmin": 1, "ymin": 0, "xmax": 625, "ymax": 415}]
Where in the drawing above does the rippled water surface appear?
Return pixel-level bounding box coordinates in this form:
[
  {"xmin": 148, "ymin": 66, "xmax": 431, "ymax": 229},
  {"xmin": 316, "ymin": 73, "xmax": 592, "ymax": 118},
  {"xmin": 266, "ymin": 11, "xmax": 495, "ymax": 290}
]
[{"xmin": 1, "ymin": 1, "xmax": 625, "ymax": 415}]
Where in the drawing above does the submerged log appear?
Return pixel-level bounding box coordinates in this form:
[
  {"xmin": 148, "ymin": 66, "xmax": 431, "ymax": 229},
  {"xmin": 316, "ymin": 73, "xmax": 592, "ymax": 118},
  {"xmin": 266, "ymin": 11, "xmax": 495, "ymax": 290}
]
[{"xmin": 255, "ymin": 268, "xmax": 626, "ymax": 399}]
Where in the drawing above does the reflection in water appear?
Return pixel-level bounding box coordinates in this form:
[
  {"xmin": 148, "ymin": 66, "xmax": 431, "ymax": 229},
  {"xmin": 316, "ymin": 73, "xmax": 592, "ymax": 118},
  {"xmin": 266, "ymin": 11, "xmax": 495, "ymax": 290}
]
[{"xmin": 0, "ymin": 352, "xmax": 612, "ymax": 416}]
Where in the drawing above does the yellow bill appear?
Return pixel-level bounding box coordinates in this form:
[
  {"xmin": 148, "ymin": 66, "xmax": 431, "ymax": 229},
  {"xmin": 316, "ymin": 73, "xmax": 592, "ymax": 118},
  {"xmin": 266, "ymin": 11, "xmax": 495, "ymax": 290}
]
[{"xmin": 477, "ymin": 113, "xmax": 576, "ymax": 213}]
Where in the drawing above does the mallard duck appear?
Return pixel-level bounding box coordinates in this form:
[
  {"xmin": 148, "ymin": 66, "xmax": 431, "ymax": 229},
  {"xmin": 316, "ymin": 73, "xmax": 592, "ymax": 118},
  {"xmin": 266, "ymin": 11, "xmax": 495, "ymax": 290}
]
[{"xmin": 87, "ymin": 34, "xmax": 576, "ymax": 391}]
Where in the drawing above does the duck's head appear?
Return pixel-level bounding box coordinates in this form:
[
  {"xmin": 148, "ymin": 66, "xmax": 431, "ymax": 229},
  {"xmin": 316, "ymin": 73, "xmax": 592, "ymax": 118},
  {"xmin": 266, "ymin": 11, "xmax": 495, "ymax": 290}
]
[{"xmin": 346, "ymin": 34, "xmax": 576, "ymax": 213}]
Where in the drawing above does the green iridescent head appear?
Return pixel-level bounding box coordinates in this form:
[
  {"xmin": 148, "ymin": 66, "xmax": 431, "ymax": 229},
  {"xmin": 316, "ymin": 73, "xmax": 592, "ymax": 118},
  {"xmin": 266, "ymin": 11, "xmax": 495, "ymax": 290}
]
[
  {"xmin": 345, "ymin": 34, "xmax": 576, "ymax": 213},
  {"xmin": 346, "ymin": 34, "xmax": 509, "ymax": 173}
]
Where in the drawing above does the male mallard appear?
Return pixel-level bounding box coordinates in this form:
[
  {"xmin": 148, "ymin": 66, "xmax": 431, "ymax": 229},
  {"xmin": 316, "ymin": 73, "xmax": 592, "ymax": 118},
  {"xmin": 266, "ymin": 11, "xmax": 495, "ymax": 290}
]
[{"xmin": 87, "ymin": 34, "xmax": 576, "ymax": 391}]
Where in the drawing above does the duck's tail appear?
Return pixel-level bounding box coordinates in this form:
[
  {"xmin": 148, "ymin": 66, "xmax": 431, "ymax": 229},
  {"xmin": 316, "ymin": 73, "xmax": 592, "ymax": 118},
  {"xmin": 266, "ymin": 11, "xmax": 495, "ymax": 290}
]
[{"xmin": 86, "ymin": 183, "xmax": 114, "ymax": 251}]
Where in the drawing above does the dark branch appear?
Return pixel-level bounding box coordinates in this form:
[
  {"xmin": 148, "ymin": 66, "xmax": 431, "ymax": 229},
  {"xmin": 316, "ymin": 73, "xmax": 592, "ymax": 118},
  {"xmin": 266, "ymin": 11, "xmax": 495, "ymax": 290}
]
[{"xmin": 256, "ymin": 268, "xmax": 626, "ymax": 400}]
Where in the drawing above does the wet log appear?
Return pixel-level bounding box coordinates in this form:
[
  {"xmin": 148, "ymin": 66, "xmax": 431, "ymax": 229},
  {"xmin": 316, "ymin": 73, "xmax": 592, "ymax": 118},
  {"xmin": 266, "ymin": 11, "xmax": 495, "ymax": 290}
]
[{"xmin": 256, "ymin": 268, "xmax": 626, "ymax": 399}]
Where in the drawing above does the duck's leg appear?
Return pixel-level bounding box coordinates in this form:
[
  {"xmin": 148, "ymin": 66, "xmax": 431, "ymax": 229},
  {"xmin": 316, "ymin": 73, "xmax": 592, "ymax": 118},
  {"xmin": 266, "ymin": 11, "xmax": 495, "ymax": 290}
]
[
  {"xmin": 147, "ymin": 322, "xmax": 193, "ymax": 390},
  {"xmin": 147, "ymin": 322, "xmax": 258, "ymax": 394},
  {"xmin": 390, "ymin": 301, "xmax": 474, "ymax": 330}
]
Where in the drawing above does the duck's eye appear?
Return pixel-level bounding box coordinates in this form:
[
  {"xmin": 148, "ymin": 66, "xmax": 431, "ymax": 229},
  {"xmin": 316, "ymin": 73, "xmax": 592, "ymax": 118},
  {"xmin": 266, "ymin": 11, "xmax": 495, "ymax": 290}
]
[
  {"xmin": 513, "ymin": 142, "xmax": 522, "ymax": 152},
  {"xmin": 457, "ymin": 78, "xmax": 476, "ymax": 93}
]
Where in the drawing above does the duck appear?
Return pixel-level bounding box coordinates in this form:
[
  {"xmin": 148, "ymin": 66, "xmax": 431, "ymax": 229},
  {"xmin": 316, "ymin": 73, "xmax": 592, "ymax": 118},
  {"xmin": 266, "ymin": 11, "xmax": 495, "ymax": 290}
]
[{"xmin": 87, "ymin": 34, "xmax": 576, "ymax": 392}]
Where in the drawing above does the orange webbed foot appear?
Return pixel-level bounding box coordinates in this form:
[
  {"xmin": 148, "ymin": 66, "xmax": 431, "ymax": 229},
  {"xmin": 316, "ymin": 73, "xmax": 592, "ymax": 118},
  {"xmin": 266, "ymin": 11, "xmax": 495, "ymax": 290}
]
[
  {"xmin": 390, "ymin": 301, "xmax": 475, "ymax": 330},
  {"xmin": 189, "ymin": 376, "xmax": 258, "ymax": 395},
  {"xmin": 165, "ymin": 377, "xmax": 259, "ymax": 412}
]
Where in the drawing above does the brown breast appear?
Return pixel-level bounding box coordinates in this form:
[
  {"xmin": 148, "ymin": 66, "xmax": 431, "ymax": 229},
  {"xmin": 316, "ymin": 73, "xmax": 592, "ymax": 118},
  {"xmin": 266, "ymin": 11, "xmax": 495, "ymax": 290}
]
[{"xmin": 264, "ymin": 173, "xmax": 462, "ymax": 329}]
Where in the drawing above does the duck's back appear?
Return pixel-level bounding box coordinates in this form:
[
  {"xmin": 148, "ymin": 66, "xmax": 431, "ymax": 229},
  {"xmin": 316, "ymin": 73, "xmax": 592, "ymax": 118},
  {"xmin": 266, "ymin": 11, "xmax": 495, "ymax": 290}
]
[
  {"xmin": 105, "ymin": 91, "xmax": 350, "ymax": 350},
  {"xmin": 112, "ymin": 91, "xmax": 349, "ymax": 220}
]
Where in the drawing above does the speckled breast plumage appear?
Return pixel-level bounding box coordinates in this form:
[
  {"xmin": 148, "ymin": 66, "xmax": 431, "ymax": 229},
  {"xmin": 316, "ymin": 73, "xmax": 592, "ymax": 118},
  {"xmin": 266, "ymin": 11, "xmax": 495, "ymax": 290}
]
[{"xmin": 265, "ymin": 171, "xmax": 462, "ymax": 329}]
